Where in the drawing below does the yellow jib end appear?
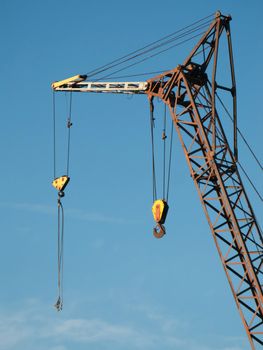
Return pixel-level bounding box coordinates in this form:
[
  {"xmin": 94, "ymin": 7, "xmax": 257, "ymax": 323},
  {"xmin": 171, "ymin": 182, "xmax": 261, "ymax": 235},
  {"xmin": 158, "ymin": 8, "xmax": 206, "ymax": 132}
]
[{"xmin": 52, "ymin": 74, "xmax": 87, "ymax": 89}]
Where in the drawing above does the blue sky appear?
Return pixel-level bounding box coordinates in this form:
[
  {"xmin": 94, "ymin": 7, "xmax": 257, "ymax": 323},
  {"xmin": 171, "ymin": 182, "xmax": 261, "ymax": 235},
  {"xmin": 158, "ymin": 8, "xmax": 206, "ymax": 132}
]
[{"xmin": 0, "ymin": 1, "xmax": 262, "ymax": 350}]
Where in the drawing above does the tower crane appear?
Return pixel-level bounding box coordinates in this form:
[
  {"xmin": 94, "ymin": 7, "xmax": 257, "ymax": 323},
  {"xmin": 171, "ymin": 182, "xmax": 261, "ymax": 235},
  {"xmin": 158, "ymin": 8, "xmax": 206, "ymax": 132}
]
[{"xmin": 51, "ymin": 12, "xmax": 263, "ymax": 349}]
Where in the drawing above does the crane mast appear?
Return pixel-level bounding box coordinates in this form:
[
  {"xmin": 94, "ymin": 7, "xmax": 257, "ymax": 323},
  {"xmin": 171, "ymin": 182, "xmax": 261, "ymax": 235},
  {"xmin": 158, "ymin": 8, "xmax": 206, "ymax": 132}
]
[{"xmin": 52, "ymin": 12, "xmax": 263, "ymax": 349}]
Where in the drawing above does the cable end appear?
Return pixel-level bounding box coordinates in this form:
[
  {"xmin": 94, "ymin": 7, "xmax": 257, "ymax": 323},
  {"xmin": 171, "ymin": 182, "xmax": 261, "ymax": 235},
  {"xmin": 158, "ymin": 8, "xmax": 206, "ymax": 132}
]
[{"xmin": 54, "ymin": 297, "xmax": 63, "ymax": 312}]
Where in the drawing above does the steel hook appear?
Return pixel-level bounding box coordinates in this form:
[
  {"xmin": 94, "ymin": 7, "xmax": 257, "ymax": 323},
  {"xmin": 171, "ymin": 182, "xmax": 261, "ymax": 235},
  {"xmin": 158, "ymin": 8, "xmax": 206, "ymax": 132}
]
[{"xmin": 153, "ymin": 223, "xmax": 166, "ymax": 239}]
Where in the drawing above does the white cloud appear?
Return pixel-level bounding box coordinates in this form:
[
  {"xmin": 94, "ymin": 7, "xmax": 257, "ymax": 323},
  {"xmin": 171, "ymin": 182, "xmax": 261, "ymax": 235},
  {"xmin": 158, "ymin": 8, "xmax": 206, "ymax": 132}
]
[
  {"xmin": 0, "ymin": 201, "xmax": 55, "ymax": 215},
  {"xmin": 49, "ymin": 346, "xmax": 67, "ymax": 350},
  {"xmin": 0, "ymin": 300, "xmax": 175, "ymax": 350},
  {"xmin": 0, "ymin": 301, "xmax": 153, "ymax": 349},
  {"xmin": 50, "ymin": 318, "xmax": 151, "ymax": 346},
  {"xmin": 0, "ymin": 300, "xmax": 248, "ymax": 350},
  {"xmin": 0, "ymin": 312, "xmax": 32, "ymax": 349},
  {"xmin": 66, "ymin": 207, "xmax": 129, "ymax": 224},
  {"xmin": 0, "ymin": 201, "xmax": 138, "ymax": 224}
]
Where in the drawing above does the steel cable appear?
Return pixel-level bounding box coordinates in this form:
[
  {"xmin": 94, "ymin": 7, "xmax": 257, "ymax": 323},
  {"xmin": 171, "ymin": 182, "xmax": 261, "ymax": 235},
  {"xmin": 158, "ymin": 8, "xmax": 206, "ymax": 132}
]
[
  {"xmin": 66, "ymin": 92, "xmax": 73, "ymax": 176},
  {"xmin": 166, "ymin": 118, "xmax": 174, "ymax": 203},
  {"xmin": 55, "ymin": 198, "xmax": 64, "ymax": 311},
  {"xmin": 96, "ymin": 31, "xmax": 206, "ymax": 81},
  {"xmin": 86, "ymin": 13, "xmax": 214, "ymax": 79},
  {"xmin": 215, "ymin": 92, "xmax": 263, "ymax": 172},
  {"xmin": 91, "ymin": 23, "xmax": 209, "ymax": 79},
  {"xmin": 149, "ymin": 100, "xmax": 157, "ymax": 201},
  {"xmin": 163, "ymin": 104, "xmax": 167, "ymax": 199},
  {"xmin": 53, "ymin": 92, "xmax": 56, "ymax": 179}
]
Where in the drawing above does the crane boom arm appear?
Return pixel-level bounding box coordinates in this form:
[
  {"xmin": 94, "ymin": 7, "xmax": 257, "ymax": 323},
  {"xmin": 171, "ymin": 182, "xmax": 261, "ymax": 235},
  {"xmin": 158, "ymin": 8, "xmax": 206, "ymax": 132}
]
[{"xmin": 52, "ymin": 75, "xmax": 148, "ymax": 94}]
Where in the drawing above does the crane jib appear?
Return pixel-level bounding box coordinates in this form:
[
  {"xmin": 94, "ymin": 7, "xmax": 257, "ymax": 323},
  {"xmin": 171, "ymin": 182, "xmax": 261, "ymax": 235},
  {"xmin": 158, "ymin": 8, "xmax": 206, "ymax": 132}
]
[{"xmin": 52, "ymin": 77, "xmax": 149, "ymax": 94}]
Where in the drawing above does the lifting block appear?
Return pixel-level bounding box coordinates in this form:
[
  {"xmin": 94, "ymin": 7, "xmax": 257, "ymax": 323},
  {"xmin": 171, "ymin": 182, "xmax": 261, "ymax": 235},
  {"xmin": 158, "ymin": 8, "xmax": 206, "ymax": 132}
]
[
  {"xmin": 52, "ymin": 176, "xmax": 70, "ymax": 192},
  {"xmin": 152, "ymin": 199, "xmax": 169, "ymax": 225}
]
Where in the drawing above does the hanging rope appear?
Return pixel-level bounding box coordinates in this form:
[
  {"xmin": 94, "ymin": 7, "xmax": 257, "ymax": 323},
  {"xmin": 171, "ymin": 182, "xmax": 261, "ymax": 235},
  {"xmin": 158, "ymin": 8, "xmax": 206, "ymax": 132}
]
[
  {"xmin": 149, "ymin": 97, "xmax": 157, "ymax": 202},
  {"xmin": 150, "ymin": 98, "xmax": 174, "ymax": 238},
  {"xmin": 54, "ymin": 194, "xmax": 64, "ymax": 311},
  {"xmin": 166, "ymin": 116, "xmax": 174, "ymax": 202},
  {"xmin": 52, "ymin": 92, "xmax": 73, "ymax": 311},
  {"xmin": 66, "ymin": 92, "xmax": 73, "ymax": 176},
  {"xmin": 53, "ymin": 91, "xmax": 57, "ymax": 179},
  {"xmin": 162, "ymin": 104, "xmax": 167, "ymax": 200}
]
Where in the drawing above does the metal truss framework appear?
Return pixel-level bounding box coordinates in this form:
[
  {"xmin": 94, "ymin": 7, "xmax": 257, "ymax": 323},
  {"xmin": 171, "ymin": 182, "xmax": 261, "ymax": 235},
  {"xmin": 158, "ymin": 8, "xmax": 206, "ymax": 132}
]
[
  {"xmin": 146, "ymin": 12, "xmax": 263, "ymax": 349},
  {"xmin": 52, "ymin": 11, "xmax": 263, "ymax": 349}
]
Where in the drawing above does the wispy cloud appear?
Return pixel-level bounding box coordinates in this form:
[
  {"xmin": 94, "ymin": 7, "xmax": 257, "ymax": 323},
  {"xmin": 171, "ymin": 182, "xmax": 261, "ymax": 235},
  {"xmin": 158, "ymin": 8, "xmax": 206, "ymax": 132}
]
[
  {"xmin": 0, "ymin": 302, "xmax": 156, "ymax": 350},
  {"xmin": 0, "ymin": 201, "xmax": 55, "ymax": 215},
  {"xmin": 48, "ymin": 318, "xmax": 154, "ymax": 347},
  {"xmin": 0, "ymin": 311, "xmax": 33, "ymax": 349},
  {"xmin": 66, "ymin": 207, "xmax": 131, "ymax": 224},
  {"xmin": 0, "ymin": 201, "xmax": 139, "ymax": 224},
  {"xmin": 0, "ymin": 299, "xmax": 247, "ymax": 350}
]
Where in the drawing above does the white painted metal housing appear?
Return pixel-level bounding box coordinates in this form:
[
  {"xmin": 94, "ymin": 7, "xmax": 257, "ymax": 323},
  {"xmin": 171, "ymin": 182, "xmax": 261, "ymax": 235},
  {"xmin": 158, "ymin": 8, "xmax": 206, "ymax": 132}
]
[{"xmin": 53, "ymin": 81, "xmax": 148, "ymax": 94}]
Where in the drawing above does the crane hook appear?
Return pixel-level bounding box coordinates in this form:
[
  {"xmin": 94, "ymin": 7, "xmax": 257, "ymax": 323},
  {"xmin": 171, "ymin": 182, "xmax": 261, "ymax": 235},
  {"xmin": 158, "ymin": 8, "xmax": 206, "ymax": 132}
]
[
  {"xmin": 152, "ymin": 199, "xmax": 169, "ymax": 238},
  {"xmin": 153, "ymin": 223, "xmax": 166, "ymax": 239}
]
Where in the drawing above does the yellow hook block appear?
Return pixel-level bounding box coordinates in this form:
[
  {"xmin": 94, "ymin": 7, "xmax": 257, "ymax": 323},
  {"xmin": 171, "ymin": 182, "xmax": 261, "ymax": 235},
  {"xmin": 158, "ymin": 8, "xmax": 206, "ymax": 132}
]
[
  {"xmin": 52, "ymin": 176, "xmax": 70, "ymax": 192},
  {"xmin": 152, "ymin": 199, "xmax": 169, "ymax": 224}
]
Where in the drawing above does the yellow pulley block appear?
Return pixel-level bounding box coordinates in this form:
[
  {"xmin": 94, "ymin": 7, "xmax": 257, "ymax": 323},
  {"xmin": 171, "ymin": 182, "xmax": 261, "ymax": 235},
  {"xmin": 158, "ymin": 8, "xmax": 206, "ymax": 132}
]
[
  {"xmin": 52, "ymin": 176, "xmax": 70, "ymax": 192},
  {"xmin": 152, "ymin": 199, "xmax": 169, "ymax": 224}
]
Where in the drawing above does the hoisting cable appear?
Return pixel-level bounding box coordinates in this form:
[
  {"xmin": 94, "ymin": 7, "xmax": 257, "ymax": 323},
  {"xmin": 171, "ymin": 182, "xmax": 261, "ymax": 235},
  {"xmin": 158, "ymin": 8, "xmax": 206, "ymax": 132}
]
[
  {"xmin": 166, "ymin": 114, "xmax": 174, "ymax": 203},
  {"xmin": 52, "ymin": 92, "xmax": 72, "ymax": 311},
  {"xmin": 53, "ymin": 91, "xmax": 57, "ymax": 179},
  {"xmin": 162, "ymin": 104, "xmax": 167, "ymax": 200},
  {"xmin": 150, "ymin": 98, "xmax": 171, "ymax": 239},
  {"xmin": 66, "ymin": 92, "xmax": 73, "ymax": 176},
  {"xmin": 149, "ymin": 97, "xmax": 157, "ymax": 202},
  {"xmin": 54, "ymin": 194, "xmax": 65, "ymax": 311}
]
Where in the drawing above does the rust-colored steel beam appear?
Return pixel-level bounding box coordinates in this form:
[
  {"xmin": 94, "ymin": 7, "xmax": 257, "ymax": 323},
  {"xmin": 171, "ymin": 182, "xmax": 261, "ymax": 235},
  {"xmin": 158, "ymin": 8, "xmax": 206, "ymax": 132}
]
[{"xmin": 146, "ymin": 12, "xmax": 262, "ymax": 349}]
